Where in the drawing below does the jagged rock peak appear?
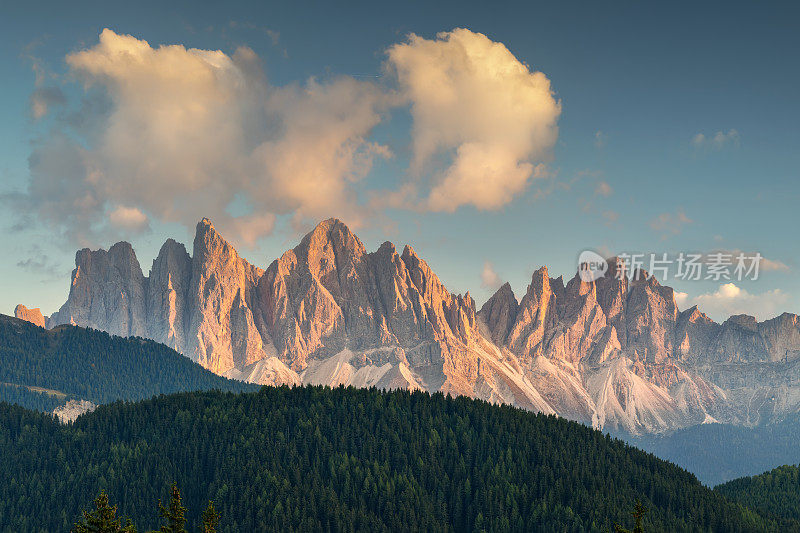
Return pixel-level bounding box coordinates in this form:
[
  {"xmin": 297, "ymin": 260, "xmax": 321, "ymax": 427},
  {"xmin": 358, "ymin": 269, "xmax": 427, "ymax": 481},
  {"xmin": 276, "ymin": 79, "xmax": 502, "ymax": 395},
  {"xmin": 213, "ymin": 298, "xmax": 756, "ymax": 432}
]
[
  {"xmin": 14, "ymin": 305, "xmax": 46, "ymax": 328},
  {"xmin": 376, "ymin": 240, "xmax": 396, "ymax": 256},
  {"xmin": 479, "ymin": 282, "xmax": 519, "ymax": 345},
  {"xmin": 46, "ymin": 216, "xmax": 800, "ymax": 435},
  {"xmin": 725, "ymin": 314, "xmax": 759, "ymax": 331},
  {"xmin": 401, "ymin": 244, "xmax": 418, "ymax": 260},
  {"xmin": 495, "ymin": 282, "xmax": 516, "ymax": 300},
  {"xmin": 159, "ymin": 237, "xmax": 189, "ymax": 255},
  {"xmin": 531, "ymin": 265, "xmax": 549, "ymax": 284},
  {"xmin": 297, "ymin": 218, "xmax": 366, "ymax": 267},
  {"xmin": 193, "ymin": 218, "xmax": 263, "ymax": 276},
  {"xmin": 680, "ymin": 305, "xmax": 716, "ymax": 325}
]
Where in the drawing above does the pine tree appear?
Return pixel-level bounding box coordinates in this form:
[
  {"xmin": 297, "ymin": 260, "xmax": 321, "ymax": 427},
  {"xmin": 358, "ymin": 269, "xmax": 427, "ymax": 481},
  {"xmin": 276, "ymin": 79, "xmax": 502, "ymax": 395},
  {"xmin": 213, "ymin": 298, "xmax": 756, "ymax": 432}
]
[
  {"xmin": 156, "ymin": 484, "xmax": 187, "ymax": 533},
  {"xmin": 199, "ymin": 501, "xmax": 220, "ymax": 533},
  {"xmin": 614, "ymin": 499, "xmax": 647, "ymax": 533},
  {"xmin": 72, "ymin": 490, "xmax": 137, "ymax": 533}
]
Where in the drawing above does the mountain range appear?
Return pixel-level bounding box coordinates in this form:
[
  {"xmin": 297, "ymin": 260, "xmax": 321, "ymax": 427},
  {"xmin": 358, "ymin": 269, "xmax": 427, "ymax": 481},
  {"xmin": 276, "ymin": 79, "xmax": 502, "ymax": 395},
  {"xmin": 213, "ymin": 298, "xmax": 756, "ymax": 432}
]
[{"xmin": 17, "ymin": 217, "xmax": 800, "ymax": 435}]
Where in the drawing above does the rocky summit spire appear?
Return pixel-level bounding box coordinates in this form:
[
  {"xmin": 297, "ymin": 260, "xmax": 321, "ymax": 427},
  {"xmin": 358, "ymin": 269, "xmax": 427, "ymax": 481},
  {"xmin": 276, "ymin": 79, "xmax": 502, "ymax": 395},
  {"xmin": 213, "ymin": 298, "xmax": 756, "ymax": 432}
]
[
  {"xmin": 479, "ymin": 282, "xmax": 518, "ymax": 346},
  {"xmin": 146, "ymin": 239, "xmax": 192, "ymax": 352},
  {"xmin": 186, "ymin": 218, "xmax": 266, "ymax": 374}
]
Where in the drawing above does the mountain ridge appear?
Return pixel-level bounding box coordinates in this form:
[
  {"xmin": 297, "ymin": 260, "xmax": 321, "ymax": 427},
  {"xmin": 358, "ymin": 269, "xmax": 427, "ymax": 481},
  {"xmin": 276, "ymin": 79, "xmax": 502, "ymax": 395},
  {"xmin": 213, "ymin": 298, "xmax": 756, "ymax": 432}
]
[{"xmin": 17, "ymin": 217, "xmax": 800, "ymax": 434}]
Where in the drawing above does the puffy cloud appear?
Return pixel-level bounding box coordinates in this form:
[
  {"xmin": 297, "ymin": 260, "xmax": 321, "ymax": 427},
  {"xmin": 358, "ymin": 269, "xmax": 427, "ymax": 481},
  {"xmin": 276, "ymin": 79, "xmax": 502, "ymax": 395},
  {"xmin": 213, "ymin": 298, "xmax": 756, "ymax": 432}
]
[
  {"xmin": 10, "ymin": 29, "xmax": 390, "ymax": 247},
  {"xmin": 480, "ymin": 261, "xmax": 503, "ymax": 291},
  {"xmin": 10, "ymin": 28, "xmax": 561, "ymax": 247},
  {"xmin": 692, "ymin": 129, "xmax": 739, "ymax": 149},
  {"xmin": 249, "ymin": 76, "xmax": 391, "ymax": 227},
  {"xmin": 686, "ymin": 283, "xmax": 790, "ymax": 321},
  {"xmin": 673, "ymin": 290, "xmax": 689, "ymax": 309},
  {"xmin": 386, "ymin": 28, "xmax": 560, "ymax": 212},
  {"xmin": 108, "ymin": 206, "xmax": 149, "ymax": 232}
]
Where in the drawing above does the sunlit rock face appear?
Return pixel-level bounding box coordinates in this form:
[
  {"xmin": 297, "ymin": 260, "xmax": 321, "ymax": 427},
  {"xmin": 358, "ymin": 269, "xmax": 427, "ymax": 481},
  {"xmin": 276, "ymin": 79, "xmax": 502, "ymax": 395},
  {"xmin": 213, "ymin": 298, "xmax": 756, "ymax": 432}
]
[
  {"xmin": 39, "ymin": 218, "xmax": 800, "ymax": 435},
  {"xmin": 14, "ymin": 304, "xmax": 46, "ymax": 328}
]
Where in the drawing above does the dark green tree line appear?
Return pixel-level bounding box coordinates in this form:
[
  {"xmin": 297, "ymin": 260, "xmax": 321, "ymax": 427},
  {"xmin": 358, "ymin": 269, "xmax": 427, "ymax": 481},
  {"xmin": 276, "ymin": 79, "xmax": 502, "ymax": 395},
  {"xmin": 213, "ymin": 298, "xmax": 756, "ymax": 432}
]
[{"xmin": 0, "ymin": 385, "xmax": 784, "ymax": 532}]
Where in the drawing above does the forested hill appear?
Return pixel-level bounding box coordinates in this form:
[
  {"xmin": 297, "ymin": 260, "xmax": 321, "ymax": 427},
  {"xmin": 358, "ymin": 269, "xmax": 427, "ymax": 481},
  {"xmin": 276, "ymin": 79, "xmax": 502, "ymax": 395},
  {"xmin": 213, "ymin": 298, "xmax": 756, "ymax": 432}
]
[
  {"xmin": 0, "ymin": 314, "xmax": 256, "ymax": 411},
  {"xmin": 716, "ymin": 465, "xmax": 800, "ymax": 525},
  {"xmin": 0, "ymin": 386, "xmax": 782, "ymax": 532}
]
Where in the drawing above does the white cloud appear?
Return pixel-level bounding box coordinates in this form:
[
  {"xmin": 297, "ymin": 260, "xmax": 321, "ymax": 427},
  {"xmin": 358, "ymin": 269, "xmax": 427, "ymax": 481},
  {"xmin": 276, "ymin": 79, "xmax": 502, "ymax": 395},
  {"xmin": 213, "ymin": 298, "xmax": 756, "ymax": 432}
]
[
  {"xmin": 674, "ymin": 290, "xmax": 689, "ymax": 309},
  {"xmin": 108, "ymin": 205, "xmax": 148, "ymax": 232},
  {"xmin": 480, "ymin": 261, "xmax": 503, "ymax": 291},
  {"xmin": 681, "ymin": 283, "xmax": 789, "ymax": 321},
  {"xmin": 10, "ymin": 29, "xmax": 391, "ymax": 247},
  {"xmin": 386, "ymin": 28, "xmax": 560, "ymax": 212},
  {"xmin": 10, "ymin": 28, "xmax": 562, "ymax": 247},
  {"xmin": 692, "ymin": 129, "xmax": 740, "ymax": 149}
]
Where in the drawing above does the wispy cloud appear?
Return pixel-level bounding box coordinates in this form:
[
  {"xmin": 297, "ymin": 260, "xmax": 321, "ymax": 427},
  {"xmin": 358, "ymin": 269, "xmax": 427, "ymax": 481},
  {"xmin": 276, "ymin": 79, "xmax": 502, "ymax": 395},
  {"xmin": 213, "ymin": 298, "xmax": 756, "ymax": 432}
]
[
  {"xmin": 594, "ymin": 130, "xmax": 607, "ymax": 148},
  {"xmin": 15, "ymin": 246, "xmax": 66, "ymax": 282},
  {"xmin": 692, "ymin": 129, "xmax": 740, "ymax": 149},
  {"xmin": 696, "ymin": 249, "xmax": 790, "ymax": 273},
  {"xmin": 480, "ymin": 261, "xmax": 503, "ymax": 291},
  {"xmin": 649, "ymin": 209, "xmax": 692, "ymax": 239},
  {"xmin": 29, "ymin": 87, "xmax": 65, "ymax": 120},
  {"xmin": 602, "ymin": 210, "xmax": 619, "ymax": 226},
  {"xmin": 594, "ymin": 181, "xmax": 612, "ymax": 197}
]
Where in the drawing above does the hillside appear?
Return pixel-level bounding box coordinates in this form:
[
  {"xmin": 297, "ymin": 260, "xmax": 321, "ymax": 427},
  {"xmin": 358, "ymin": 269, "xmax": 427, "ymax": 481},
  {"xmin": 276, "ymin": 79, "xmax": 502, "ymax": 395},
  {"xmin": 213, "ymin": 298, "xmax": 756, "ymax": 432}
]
[
  {"xmin": 0, "ymin": 386, "xmax": 781, "ymax": 532},
  {"xmin": 0, "ymin": 314, "xmax": 256, "ymax": 413},
  {"xmin": 717, "ymin": 465, "xmax": 800, "ymax": 525}
]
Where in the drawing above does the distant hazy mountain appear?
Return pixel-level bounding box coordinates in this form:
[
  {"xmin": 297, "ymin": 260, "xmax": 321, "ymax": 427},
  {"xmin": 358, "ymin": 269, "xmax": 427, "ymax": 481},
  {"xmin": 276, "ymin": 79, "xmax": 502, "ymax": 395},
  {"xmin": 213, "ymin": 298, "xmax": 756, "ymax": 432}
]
[
  {"xmin": 0, "ymin": 314, "xmax": 256, "ymax": 415},
  {"xmin": 24, "ymin": 217, "xmax": 800, "ymax": 435},
  {"xmin": 625, "ymin": 413, "xmax": 800, "ymax": 485}
]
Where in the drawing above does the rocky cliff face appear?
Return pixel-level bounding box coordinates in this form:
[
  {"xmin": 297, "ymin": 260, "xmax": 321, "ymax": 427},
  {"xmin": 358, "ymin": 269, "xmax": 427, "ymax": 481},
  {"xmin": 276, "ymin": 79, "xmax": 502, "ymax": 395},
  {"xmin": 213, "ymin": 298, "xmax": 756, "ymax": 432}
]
[
  {"xmin": 479, "ymin": 261, "xmax": 800, "ymax": 433},
  {"xmin": 14, "ymin": 305, "xmax": 46, "ymax": 328},
  {"xmin": 49, "ymin": 242, "xmax": 147, "ymax": 338},
  {"xmin": 39, "ymin": 218, "xmax": 800, "ymax": 435}
]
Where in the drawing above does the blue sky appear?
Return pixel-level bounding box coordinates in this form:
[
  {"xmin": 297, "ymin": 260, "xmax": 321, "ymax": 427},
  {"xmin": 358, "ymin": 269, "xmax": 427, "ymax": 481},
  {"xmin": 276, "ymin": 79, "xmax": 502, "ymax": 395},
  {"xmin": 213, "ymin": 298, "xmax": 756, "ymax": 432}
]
[{"xmin": 1, "ymin": 0, "xmax": 798, "ymax": 321}]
